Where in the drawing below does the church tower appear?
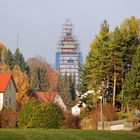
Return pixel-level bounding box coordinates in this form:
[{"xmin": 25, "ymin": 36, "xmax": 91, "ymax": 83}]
[{"xmin": 55, "ymin": 20, "xmax": 83, "ymax": 84}]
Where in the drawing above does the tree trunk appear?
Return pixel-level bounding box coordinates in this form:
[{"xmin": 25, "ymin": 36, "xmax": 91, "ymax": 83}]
[
  {"xmin": 121, "ymin": 75, "xmax": 124, "ymax": 112},
  {"xmin": 126, "ymin": 103, "xmax": 129, "ymax": 113},
  {"xmin": 113, "ymin": 69, "xmax": 117, "ymax": 106},
  {"xmin": 120, "ymin": 69, "xmax": 125, "ymax": 112}
]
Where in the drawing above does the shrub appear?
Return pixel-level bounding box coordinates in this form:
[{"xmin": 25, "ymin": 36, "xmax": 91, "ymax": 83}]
[
  {"xmin": 17, "ymin": 100, "xmax": 39, "ymax": 128},
  {"xmin": 17, "ymin": 100, "xmax": 64, "ymax": 128},
  {"xmin": 80, "ymin": 108, "xmax": 91, "ymax": 119},
  {"xmin": 91, "ymin": 105, "xmax": 100, "ymax": 129},
  {"xmin": 80, "ymin": 108, "xmax": 95, "ymax": 129},
  {"xmin": 117, "ymin": 112, "xmax": 129, "ymax": 120},
  {"xmin": 38, "ymin": 102, "xmax": 64, "ymax": 128},
  {"xmin": 91, "ymin": 103, "xmax": 117, "ymax": 129},
  {"xmin": 0, "ymin": 108, "xmax": 17, "ymax": 128},
  {"xmin": 103, "ymin": 103, "xmax": 117, "ymax": 121},
  {"xmin": 63, "ymin": 110, "xmax": 81, "ymax": 129},
  {"xmin": 81, "ymin": 116, "xmax": 94, "ymax": 129}
]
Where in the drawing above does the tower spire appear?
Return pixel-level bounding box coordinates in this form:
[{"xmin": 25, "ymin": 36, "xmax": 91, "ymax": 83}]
[{"xmin": 17, "ymin": 34, "xmax": 19, "ymax": 49}]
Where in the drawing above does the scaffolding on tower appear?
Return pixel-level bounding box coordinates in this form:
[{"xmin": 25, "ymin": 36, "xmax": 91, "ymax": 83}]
[{"xmin": 55, "ymin": 20, "xmax": 83, "ymax": 84}]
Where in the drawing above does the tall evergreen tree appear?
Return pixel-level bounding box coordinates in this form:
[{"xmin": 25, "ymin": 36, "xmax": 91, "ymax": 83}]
[
  {"xmin": 5, "ymin": 49, "xmax": 15, "ymax": 69},
  {"xmin": 109, "ymin": 27, "xmax": 124, "ymax": 106},
  {"xmin": 81, "ymin": 17, "xmax": 140, "ymax": 107},
  {"xmin": 79, "ymin": 65, "xmax": 89, "ymax": 92},
  {"xmin": 57, "ymin": 74, "xmax": 73, "ymax": 108},
  {"xmin": 69, "ymin": 74, "xmax": 76, "ymax": 101},
  {"xmin": 81, "ymin": 20, "xmax": 111, "ymax": 96},
  {"xmin": 120, "ymin": 16, "xmax": 140, "ymax": 73},
  {"xmin": 0, "ymin": 48, "xmax": 2, "ymax": 62},
  {"xmin": 30, "ymin": 67, "xmax": 49, "ymax": 92},
  {"xmin": 14, "ymin": 48, "xmax": 29, "ymax": 73},
  {"xmin": 118, "ymin": 16, "xmax": 140, "ymax": 109},
  {"xmin": 123, "ymin": 45, "xmax": 140, "ymax": 112}
]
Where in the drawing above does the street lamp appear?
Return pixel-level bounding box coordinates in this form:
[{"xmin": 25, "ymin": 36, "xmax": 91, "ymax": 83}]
[{"xmin": 98, "ymin": 96, "xmax": 103, "ymax": 130}]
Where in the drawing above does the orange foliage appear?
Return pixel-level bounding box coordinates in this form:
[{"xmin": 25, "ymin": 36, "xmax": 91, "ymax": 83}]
[
  {"xmin": 91, "ymin": 103, "xmax": 117, "ymax": 129},
  {"xmin": 64, "ymin": 110, "xmax": 81, "ymax": 129},
  {"xmin": 12, "ymin": 65, "xmax": 30, "ymax": 106},
  {"xmin": 48, "ymin": 69, "xmax": 58, "ymax": 91},
  {"xmin": 0, "ymin": 108, "xmax": 17, "ymax": 128},
  {"xmin": 27, "ymin": 56, "xmax": 58, "ymax": 91}
]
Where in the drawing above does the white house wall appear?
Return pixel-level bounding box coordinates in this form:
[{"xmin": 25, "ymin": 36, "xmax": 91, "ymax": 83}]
[
  {"xmin": 54, "ymin": 95, "xmax": 67, "ymax": 110},
  {"xmin": 0, "ymin": 93, "xmax": 3, "ymax": 110}
]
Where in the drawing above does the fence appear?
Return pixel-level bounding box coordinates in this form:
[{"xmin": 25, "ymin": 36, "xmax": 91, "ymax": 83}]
[{"xmin": 98, "ymin": 119, "xmax": 138, "ymax": 131}]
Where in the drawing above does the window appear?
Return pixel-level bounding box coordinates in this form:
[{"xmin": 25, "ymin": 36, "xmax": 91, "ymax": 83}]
[
  {"xmin": 68, "ymin": 59, "xmax": 74, "ymax": 63},
  {"xmin": 5, "ymin": 97, "xmax": 8, "ymax": 106},
  {"xmin": 5, "ymin": 97, "xmax": 12, "ymax": 107},
  {"xmin": 9, "ymin": 97, "xmax": 11, "ymax": 105}
]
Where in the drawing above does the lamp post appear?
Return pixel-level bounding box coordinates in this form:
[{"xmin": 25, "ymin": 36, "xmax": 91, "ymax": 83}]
[{"xmin": 98, "ymin": 96, "xmax": 103, "ymax": 130}]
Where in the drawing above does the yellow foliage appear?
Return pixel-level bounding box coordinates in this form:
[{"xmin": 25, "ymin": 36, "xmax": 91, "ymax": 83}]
[
  {"xmin": 81, "ymin": 116, "xmax": 95, "ymax": 129},
  {"xmin": 0, "ymin": 43, "xmax": 8, "ymax": 59},
  {"xmin": 120, "ymin": 16, "xmax": 140, "ymax": 34},
  {"xmin": 0, "ymin": 63, "xmax": 11, "ymax": 73},
  {"xmin": 12, "ymin": 65, "xmax": 30, "ymax": 104}
]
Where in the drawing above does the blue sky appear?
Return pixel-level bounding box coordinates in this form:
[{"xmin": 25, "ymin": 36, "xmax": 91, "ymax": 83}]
[{"xmin": 0, "ymin": 0, "xmax": 140, "ymax": 64}]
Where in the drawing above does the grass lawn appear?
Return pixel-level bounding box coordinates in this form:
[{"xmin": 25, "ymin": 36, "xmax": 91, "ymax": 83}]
[{"xmin": 0, "ymin": 129, "xmax": 140, "ymax": 140}]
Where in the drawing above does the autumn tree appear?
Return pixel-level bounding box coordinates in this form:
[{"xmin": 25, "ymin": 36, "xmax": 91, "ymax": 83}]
[
  {"xmin": 0, "ymin": 43, "xmax": 8, "ymax": 63},
  {"xmin": 12, "ymin": 65, "xmax": 30, "ymax": 108},
  {"xmin": 0, "ymin": 43, "xmax": 31, "ymax": 109},
  {"xmin": 27, "ymin": 56, "xmax": 51, "ymax": 92},
  {"xmin": 0, "ymin": 63, "xmax": 11, "ymax": 73}
]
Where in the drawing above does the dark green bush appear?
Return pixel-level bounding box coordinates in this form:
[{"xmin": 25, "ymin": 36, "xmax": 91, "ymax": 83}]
[
  {"xmin": 0, "ymin": 108, "xmax": 17, "ymax": 128},
  {"xmin": 17, "ymin": 100, "xmax": 64, "ymax": 128}
]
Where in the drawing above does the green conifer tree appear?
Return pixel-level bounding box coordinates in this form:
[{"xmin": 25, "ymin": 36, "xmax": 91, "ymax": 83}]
[
  {"xmin": 123, "ymin": 45, "xmax": 140, "ymax": 112},
  {"xmin": 14, "ymin": 48, "xmax": 30, "ymax": 73},
  {"xmin": 69, "ymin": 74, "xmax": 76, "ymax": 101},
  {"xmin": 30, "ymin": 67, "xmax": 49, "ymax": 92},
  {"xmin": 57, "ymin": 74, "xmax": 73, "ymax": 108},
  {"xmin": 5, "ymin": 49, "xmax": 15, "ymax": 69}
]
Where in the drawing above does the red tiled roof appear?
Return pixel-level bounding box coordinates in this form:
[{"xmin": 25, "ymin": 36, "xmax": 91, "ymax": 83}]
[
  {"xmin": 35, "ymin": 91, "xmax": 58, "ymax": 103},
  {"xmin": 0, "ymin": 73, "xmax": 11, "ymax": 92}
]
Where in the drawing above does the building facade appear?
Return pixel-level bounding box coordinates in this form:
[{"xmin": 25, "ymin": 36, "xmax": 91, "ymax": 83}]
[
  {"xmin": 0, "ymin": 74, "xmax": 17, "ymax": 110},
  {"xmin": 55, "ymin": 20, "xmax": 83, "ymax": 84}
]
